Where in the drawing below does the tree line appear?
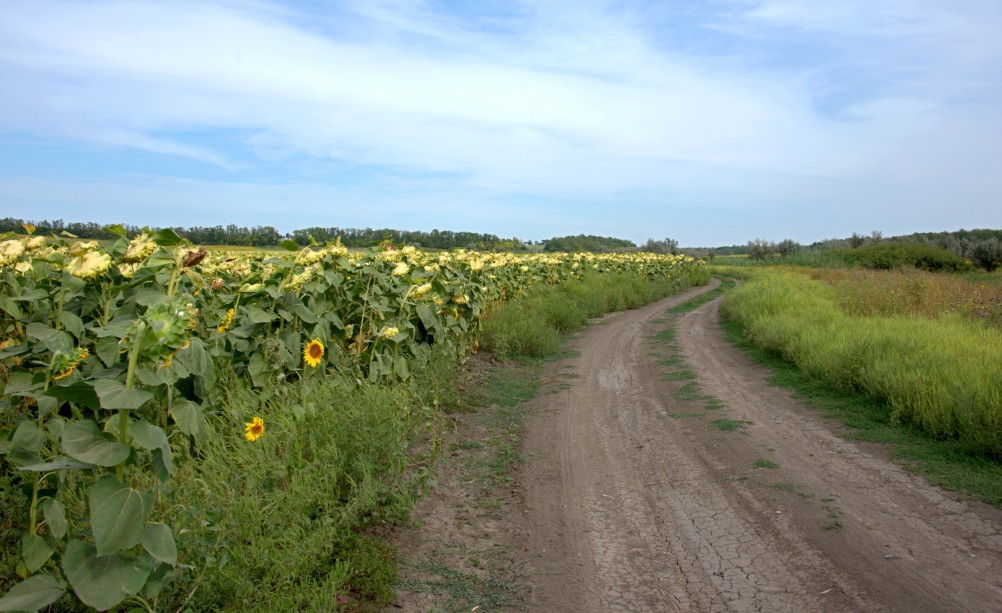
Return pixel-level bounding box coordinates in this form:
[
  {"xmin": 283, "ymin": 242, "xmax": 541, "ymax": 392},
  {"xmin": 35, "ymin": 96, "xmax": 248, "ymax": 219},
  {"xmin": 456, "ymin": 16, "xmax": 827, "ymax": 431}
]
[{"xmin": 0, "ymin": 217, "xmax": 526, "ymax": 251}]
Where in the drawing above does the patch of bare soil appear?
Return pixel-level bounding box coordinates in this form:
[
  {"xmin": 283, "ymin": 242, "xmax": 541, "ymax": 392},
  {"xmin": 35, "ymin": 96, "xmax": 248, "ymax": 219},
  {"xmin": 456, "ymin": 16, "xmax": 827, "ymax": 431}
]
[{"xmin": 391, "ymin": 282, "xmax": 1002, "ymax": 612}]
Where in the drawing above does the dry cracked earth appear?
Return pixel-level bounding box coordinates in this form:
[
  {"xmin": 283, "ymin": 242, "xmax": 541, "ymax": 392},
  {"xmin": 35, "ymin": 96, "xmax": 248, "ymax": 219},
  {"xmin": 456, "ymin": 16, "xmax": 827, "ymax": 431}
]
[{"xmin": 390, "ymin": 280, "xmax": 1002, "ymax": 612}]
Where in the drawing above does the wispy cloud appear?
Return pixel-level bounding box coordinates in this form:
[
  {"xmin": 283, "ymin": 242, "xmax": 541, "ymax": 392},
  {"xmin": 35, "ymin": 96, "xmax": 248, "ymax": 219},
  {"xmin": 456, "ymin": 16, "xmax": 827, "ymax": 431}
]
[{"xmin": 0, "ymin": 0, "xmax": 999, "ymax": 244}]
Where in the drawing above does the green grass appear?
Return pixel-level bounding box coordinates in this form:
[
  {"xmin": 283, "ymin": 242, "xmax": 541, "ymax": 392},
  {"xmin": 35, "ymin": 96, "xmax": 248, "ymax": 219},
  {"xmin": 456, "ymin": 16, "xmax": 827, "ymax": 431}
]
[
  {"xmin": 397, "ymin": 546, "xmax": 527, "ymax": 612},
  {"xmin": 754, "ymin": 459, "xmax": 779, "ymax": 469},
  {"xmin": 721, "ymin": 317, "xmax": 1002, "ymax": 507},
  {"xmin": 710, "ymin": 418, "xmax": 748, "ymax": 432},
  {"xmin": 720, "ymin": 270, "xmax": 1002, "ymax": 458},
  {"xmin": 770, "ymin": 482, "xmax": 799, "ymax": 492},
  {"xmin": 481, "ymin": 271, "xmax": 708, "ymax": 359}
]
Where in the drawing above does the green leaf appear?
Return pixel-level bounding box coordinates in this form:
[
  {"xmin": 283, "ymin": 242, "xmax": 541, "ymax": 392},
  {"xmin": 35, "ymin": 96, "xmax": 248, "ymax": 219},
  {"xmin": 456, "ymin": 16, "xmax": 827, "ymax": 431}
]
[
  {"xmin": 25, "ymin": 323, "xmax": 74, "ymax": 354},
  {"xmin": 90, "ymin": 474, "xmax": 146, "ymax": 557},
  {"xmin": 21, "ymin": 534, "xmax": 55, "ymax": 573},
  {"xmin": 0, "ymin": 295, "xmax": 24, "ymax": 320},
  {"xmin": 63, "ymin": 540, "xmax": 151, "ymax": 611},
  {"xmin": 129, "ymin": 421, "xmax": 167, "ymax": 451},
  {"xmin": 11, "ymin": 422, "xmax": 46, "ymax": 453},
  {"xmin": 0, "ymin": 342, "xmax": 29, "ymax": 360},
  {"xmin": 95, "ymin": 336, "xmax": 122, "ymax": 368},
  {"xmin": 104, "ymin": 224, "xmax": 128, "ymax": 239},
  {"xmin": 44, "ymin": 381, "xmax": 101, "ymax": 411},
  {"xmin": 290, "ymin": 303, "xmax": 318, "ymax": 324},
  {"xmin": 247, "ymin": 353, "xmax": 269, "ymax": 388},
  {"xmin": 151, "ymin": 447, "xmax": 172, "ymax": 484},
  {"xmin": 279, "ymin": 239, "xmax": 301, "ymax": 251},
  {"xmin": 61, "ymin": 420, "xmax": 130, "ymax": 467},
  {"xmin": 18, "ymin": 457, "xmax": 94, "ymax": 472},
  {"xmin": 58, "ymin": 311, "xmax": 85, "ymax": 338},
  {"xmin": 169, "ymin": 399, "xmax": 205, "ymax": 441},
  {"xmin": 134, "ymin": 367, "xmax": 171, "ymax": 387},
  {"xmin": 0, "ymin": 574, "xmax": 65, "ymax": 612},
  {"xmin": 175, "ymin": 338, "xmax": 212, "ymax": 382},
  {"xmin": 152, "ymin": 228, "xmax": 182, "ymax": 247},
  {"xmin": 93, "ymin": 379, "xmax": 153, "ymax": 411},
  {"xmin": 41, "ymin": 499, "xmax": 68, "ymax": 539},
  {"xmin": 245, "ymin": 306, "xmax": 276, "ymax": 324},
  {"xmin": 415, "ymin": 303, "xmax": 439, "ymax": 331},
  {"xmin": 142, "ymin": 563, "xmax": 172, "ymax": 600},
  {"xmin": 133, "ymin": 287, "xmax": 165, "ymax": 307},
  {"xmin": 3, "ymin": 372, "xmax": 39, "ymax": 396},
  {"xmin": 141, "ymin": 524, "xmax": 177, "ymax": 565}
]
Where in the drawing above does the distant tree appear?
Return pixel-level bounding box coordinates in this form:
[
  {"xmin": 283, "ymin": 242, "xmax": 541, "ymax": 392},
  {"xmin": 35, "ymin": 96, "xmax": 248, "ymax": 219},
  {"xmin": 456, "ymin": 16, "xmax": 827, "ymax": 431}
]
[
  {"xmin": 869, "ymin": 230, "xmax": 883, "ymax": 244},
  {"xmin": 643, "ymin": 237, "xmax": 679, "ymax": 255},
  {"xmin": 747, "ymin": 239, "xmax": 776, "ymax": 260},
  {"xmin": 848, "ymin": 232, "xmax": 866, "ymax": 249},
  {"xmin": 969, "ymin": 238, "xmax": 1002, "ymax": 271},
  {"xmin": 776, "ymin": 239, "xmax": 801, "ymax": 258}
]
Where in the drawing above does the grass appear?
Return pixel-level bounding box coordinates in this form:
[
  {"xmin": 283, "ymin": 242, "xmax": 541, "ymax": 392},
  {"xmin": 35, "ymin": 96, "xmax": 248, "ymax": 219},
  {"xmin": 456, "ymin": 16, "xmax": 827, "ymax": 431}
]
[
  {"xmin": 481, "ymin": 270, "xmax": 708, "ymax": 358},
  {"xmin": 710, "ymin": 418, "xmax": 748, "ymax": 432},
  {"xmin": 721, "ymin": 317, "xmax": 1002, "ymax": 507},
  {"xmin": 397, "ymin": 545, "xmax": 527, "ymax": 613},
  {"xmin": 719, "ymin": 270, "xmax": 1002, "ymax": 457},
  {"xmin": 754, "ymin": 459, "xmax": 779, "ymax": 469}
]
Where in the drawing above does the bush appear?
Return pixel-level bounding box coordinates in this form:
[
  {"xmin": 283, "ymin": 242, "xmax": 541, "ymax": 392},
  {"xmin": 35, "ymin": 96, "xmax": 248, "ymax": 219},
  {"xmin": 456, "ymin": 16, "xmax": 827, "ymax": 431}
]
[{"xmin": 836, "ymin": 243, "xmax": 970, "ymax": 272}]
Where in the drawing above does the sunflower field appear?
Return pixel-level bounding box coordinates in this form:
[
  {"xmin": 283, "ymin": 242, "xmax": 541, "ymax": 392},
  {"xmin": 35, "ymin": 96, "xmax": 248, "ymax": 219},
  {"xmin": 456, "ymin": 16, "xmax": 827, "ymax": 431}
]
[{"xmin": 0, "ymin": 226, "xmax": 704, "ymax": 611}]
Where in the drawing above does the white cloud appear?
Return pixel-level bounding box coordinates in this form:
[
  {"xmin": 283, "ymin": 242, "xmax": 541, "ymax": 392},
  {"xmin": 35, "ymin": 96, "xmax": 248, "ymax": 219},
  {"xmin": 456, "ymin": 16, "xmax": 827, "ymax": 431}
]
[{"xmin": 0, "ymin": 0, "xmax": 1000, "ymax": 243}]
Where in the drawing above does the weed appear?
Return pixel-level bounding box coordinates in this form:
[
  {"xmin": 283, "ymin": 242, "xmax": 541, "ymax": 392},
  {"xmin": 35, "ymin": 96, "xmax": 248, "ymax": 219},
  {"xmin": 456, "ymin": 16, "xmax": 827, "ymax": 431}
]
[
  {"xmin": 755, "ymin": 459, "xmax": 779, "ymax": 469},
  {"xmin": 710, "ymin": 419, "xmax": 748, "ymax": 432},
  {"xmin": 770, "ymin": 482, "xmax": 799, "ymax": 492}
]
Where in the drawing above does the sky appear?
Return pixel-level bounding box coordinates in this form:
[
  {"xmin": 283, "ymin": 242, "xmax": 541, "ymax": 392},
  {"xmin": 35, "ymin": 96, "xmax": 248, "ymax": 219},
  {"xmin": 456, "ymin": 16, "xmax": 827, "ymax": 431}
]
[{"xmin": 1, "ymin": 0, "xmax": 1000, "ymax": 246}]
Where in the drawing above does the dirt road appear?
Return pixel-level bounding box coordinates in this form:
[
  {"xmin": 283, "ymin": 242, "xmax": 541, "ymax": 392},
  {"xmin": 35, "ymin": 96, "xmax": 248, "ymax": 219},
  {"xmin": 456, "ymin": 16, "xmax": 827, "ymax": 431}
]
[{"xmin": 519, "ymin": 281, "xmax": 1002, "ymax": 612}]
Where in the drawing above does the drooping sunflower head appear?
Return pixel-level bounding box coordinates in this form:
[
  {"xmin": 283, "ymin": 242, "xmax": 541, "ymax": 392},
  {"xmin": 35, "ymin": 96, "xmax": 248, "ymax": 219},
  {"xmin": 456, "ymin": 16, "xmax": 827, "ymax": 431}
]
[
  {"xmin": 123, "ymin": 233, "xmax": 157, "ymax": 263},
  {"xmin": 244, "ymin": 416, "xmax": 264, "ymax": 442},
  {"xmin": 303, "ymin": 339, "xmax": 324, "ymax": 368},
  {"xmin": 66, "ymin": 251, "xmax": 113, "ymax": 280}
]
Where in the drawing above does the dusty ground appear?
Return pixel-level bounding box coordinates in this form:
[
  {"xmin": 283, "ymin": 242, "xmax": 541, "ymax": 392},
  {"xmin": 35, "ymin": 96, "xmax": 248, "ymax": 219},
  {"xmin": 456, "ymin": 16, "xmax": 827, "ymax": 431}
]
[{"xmin": 390, "ymin": 281, "xmax": 1002, "ymax": 612}]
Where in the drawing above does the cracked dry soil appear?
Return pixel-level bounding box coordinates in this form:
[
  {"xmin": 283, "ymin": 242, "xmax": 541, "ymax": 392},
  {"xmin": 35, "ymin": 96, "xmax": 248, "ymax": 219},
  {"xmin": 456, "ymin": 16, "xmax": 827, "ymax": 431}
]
[{"xmin": 393, "ymin": 281, "xmax": 1002, "ymax": 612}]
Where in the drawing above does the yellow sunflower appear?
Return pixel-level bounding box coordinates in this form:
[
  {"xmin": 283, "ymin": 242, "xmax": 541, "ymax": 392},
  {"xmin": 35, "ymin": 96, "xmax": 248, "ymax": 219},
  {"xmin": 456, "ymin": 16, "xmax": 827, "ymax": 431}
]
[
  {"xmin": 303, "ymin": 338, "xmax": 324, "ymax": 368},
  {"xmin": 244, "ymin": 417, "xmax": 264, "ymax": 442}
]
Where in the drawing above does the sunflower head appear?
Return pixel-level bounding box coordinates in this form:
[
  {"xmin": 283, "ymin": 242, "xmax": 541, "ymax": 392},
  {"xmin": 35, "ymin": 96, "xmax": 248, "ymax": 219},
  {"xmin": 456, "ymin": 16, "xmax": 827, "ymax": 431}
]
[
  {"xmin": 244, "ymin": 417, "xmax": 264, "ymax": 442},
  {"xmin": 123, "ymin": 233, "xmax": 157, "ymax": 263},
  {"xmin": 66, "ymin": 251, "xmax": 112, "ymax": 280},
  {"xmin": 303, "ymin": 339, "xmax": 324, "ymax": 368}
]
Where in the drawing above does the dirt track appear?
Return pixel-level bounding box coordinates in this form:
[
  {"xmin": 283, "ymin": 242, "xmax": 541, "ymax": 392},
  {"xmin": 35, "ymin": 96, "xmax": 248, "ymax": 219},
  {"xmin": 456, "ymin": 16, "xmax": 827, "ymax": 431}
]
[
  {"xmin": 520, "ymin": 281, "xmax": 1002, "ymax": 612},
  {"xmin": 393, "ymin": 281, "xmax": 1002, "ymax": 611}
]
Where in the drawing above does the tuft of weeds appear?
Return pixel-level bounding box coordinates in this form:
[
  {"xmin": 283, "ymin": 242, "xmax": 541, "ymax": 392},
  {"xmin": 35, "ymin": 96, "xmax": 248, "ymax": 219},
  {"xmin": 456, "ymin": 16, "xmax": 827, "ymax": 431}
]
[
  {"xmin": 754, "ymin": 459, "xmax": 779, "ymax": 469},
  {"xmin": 710, "ymin": 418, "xmax": 749, "ymax": 432}
]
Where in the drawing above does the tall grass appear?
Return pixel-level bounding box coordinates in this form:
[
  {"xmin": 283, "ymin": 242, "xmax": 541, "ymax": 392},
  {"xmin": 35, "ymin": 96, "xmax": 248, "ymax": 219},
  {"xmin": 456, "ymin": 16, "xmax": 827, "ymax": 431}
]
[
  {"xmin": 720, "ymin": 271, "xmax": 1002, "ymax": 457},
  {"xmin": 132, "ymin": 352, "xmax": 453, "ymax": 611},
  {"xmin": 480, "ymin": 270, "xmax": 708, "ymax": 358}
]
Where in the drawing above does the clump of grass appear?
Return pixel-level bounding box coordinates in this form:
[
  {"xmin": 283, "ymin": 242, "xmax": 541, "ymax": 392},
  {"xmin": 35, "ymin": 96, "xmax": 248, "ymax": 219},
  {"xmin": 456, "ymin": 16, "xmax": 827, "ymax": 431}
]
[
  {"xmin": 754, "ymin": 459, "xmax": 779, "ymax": 469},
  {"xmin": 710, "ymin": 419, "xmax": 748, "ymax": 431}
]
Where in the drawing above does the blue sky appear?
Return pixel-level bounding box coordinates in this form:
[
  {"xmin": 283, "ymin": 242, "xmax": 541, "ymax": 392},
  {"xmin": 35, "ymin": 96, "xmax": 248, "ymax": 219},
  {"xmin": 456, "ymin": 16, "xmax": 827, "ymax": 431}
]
[{"xmin": 1, "ymin": 0, "xmax": 999, "ymax": 246}]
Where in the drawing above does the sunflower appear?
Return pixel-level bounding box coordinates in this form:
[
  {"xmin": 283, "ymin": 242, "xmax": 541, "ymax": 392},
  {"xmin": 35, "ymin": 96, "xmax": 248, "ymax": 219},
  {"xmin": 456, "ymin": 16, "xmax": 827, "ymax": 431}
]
[
  {"xmin": 244, "ymin": 417, "xmax": 264, "ymax": 442},
  {"xmin": 123, "ymin": 233, "xmax": 157, "ymax": 262},
  {"xmin": 66, "ymin": 251, "xmax": 112, "ymax": 280},
  {"xmin": 303, "ymin": 339, "xmax": 324, "ymax": 368},
  {"xmin": 378, "ymin": 326, "xmax": 400, "ymax": 339},
  {"xmin": 391, "ymin": 262, "xmax": 409, "ymax": 276},
  {"xmin": 217, "ymin": 308, "xmax": 235, "ymax": 334}
]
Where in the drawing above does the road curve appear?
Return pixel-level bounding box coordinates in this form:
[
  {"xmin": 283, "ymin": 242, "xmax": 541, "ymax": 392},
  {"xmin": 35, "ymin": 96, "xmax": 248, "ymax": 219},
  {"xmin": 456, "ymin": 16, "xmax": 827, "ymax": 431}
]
[{"xmin": 519, "ymin": 280, "xmax": 1002, "ymax": 612}]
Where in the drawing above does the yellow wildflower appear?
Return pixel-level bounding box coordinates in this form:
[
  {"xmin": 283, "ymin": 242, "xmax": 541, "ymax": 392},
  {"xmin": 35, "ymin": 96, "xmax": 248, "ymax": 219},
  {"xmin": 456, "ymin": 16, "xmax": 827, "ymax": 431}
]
[{"xmin": 244, "ymin": 417, "xmax": 264, "ymax": 441}]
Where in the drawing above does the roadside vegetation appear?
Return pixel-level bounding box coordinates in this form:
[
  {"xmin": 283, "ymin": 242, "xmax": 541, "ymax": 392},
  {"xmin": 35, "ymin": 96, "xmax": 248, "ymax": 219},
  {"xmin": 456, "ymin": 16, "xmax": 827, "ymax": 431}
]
[
  {"xmin": 0, "ymin": 225, "xmax": 705, "ymax": 611},
  {"xmin": 713, "ymin": 264, "xmax": 1002, "ymax": 504}
]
